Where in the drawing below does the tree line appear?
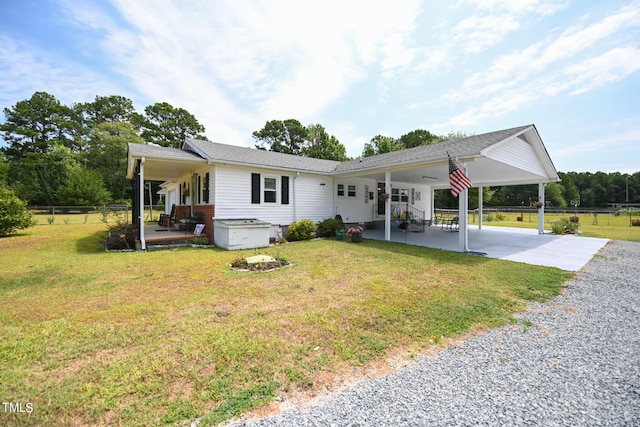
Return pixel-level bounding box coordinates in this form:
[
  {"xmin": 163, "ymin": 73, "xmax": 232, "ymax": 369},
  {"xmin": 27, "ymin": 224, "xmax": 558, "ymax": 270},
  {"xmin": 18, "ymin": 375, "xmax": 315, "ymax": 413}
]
[{"xmin": 1, "ymin": 91, "xmax": 637, "ymax": 208}]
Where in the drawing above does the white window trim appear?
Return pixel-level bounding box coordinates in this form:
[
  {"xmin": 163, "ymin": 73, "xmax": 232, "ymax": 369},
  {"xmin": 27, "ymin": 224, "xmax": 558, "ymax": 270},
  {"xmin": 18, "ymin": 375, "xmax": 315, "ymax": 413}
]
[{"xmin": 263, "ymin": 175, "xmax": 278, "ymax": 204}]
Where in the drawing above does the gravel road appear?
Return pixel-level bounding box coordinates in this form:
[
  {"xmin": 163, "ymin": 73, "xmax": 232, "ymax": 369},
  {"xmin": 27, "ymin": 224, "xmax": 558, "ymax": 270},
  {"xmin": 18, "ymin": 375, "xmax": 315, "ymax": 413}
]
[{"xmin": 227, "ymin": 240, "xmax": 640, "ymax": 426}]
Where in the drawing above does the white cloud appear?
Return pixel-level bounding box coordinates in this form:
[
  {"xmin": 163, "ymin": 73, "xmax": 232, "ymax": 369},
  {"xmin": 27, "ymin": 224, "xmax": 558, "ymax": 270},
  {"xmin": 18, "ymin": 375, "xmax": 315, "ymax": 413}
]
[
  {"xmin": 0, "ymin": 34, "xmax": 118, "ymax": 108},
  {"xmin": 53, "ymin": 0, "xmax": 425, "ymax": 144},
  {"xmin": 436, "ymin": 0, "xmax": 640, "ymax": 129}
]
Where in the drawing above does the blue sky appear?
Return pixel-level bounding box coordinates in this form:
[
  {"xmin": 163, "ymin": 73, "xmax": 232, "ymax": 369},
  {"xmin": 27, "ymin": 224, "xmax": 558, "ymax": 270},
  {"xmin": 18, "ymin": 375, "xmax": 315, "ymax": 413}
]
[{"xmin": 1, "ymin": 0, "xmax": 639, "ymax": 173}]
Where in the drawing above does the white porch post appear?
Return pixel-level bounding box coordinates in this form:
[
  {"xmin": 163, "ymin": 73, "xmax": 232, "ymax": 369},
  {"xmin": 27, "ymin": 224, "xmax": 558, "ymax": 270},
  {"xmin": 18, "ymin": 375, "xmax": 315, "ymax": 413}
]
[
  {"xmin": 384, "ymin": 171, "xmax": 391, "ymax": 241},
  {"xmin": 478, "ymin": 186, "xmax": 483, "ymax": 230},
  {"xmin": 458, "ymin": 188, "xmax": 469, "ymax": 252},
  {"xmin": 139, "ymin": 157, "xmax": 146, "ymax": 250},
  {"xmin": 458, "ymin": 162, "xmax": 469, "ymax": 252},
  {"xmin": 538, "ymin": 183, "xmax": 546, "ymax": 234}
]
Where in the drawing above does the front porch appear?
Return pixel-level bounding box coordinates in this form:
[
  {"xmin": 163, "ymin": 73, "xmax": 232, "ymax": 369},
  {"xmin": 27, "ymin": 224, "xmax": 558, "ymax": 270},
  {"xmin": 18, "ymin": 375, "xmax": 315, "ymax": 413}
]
[
  {"xmin": 362, "ymin": 224, "xmax": 608, "ymax": 271},
  {"xmin": 140, "ymin": 223, "xmax": 205, "ymax": 250}
]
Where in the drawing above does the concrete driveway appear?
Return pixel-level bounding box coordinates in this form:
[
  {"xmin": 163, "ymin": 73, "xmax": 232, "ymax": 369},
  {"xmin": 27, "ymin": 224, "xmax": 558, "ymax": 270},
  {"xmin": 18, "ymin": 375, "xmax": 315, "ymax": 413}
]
[{"xmin": 362, "ymin": 224, "xmax": 609, "ymax": 271}]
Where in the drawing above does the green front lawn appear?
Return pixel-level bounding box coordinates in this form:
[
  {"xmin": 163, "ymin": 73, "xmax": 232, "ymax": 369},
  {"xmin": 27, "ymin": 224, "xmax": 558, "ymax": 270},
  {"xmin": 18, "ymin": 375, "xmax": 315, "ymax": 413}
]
[{"xmin": 1, "ymin": 221, "xmax": 574, "ymax": 425}]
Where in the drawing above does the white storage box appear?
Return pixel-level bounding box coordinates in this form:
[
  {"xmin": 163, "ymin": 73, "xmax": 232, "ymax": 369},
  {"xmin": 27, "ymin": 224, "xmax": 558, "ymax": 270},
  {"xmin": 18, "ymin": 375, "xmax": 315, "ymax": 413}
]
[{"xmin": 214, "ymin": 219, "xmax": 271, "ymax": 250}]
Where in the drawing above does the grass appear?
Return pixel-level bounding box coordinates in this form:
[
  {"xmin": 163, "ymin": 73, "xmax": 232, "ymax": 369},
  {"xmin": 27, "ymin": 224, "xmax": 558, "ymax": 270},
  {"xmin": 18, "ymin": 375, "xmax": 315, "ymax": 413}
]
[
  {"xmin": 471, "ymin": 211, "xmax": 640, "ymax": 242},
  {"xmin": 0, "ymin": 212, "xmax": 599, "ymax": 426}
]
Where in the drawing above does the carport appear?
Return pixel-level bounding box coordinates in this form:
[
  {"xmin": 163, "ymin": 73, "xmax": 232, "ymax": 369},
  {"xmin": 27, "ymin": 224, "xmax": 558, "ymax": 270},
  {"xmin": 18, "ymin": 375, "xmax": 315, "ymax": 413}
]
[{"xmin": 333, "ymin": 125, "xmax": 560, "ymax": 252}]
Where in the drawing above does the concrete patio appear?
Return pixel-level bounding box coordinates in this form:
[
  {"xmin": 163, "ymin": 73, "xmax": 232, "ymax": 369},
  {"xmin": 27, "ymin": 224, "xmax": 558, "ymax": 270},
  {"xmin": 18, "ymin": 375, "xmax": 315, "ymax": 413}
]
[{"xmin": 362, "ymin": 224, "xmax": 609, "ymax": 271}]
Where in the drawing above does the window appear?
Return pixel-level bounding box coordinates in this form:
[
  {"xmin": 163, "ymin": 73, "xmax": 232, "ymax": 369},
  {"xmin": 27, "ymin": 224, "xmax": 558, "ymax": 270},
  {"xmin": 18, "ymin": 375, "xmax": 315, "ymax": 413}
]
[
  {"xmin": 337, "ymin": 184, "xmax": 345, "ymax": 196},
  {"xmin": 391, "ymin": 188, "xmax": 409, "ymax": 203},
  {"xmin": 264, "ymin": 177, "xmax": 277, "ymax": 203},
  {"xmin": 348, "ymin": 185, "xmax": 356, "ymax": 197}
]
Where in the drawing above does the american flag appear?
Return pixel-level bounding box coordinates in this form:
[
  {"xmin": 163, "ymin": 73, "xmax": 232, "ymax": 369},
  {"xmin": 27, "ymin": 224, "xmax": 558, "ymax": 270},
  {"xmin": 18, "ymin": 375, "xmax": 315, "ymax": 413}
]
[{"xmin": 448, "ymin": 155, "xmax": 472, "ymax": 197}]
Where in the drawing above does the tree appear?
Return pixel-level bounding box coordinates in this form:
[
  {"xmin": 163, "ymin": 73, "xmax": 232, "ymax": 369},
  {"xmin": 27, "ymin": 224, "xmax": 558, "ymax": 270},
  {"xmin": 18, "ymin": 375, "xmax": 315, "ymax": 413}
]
[
  {"xmin": 362, "ymin": 135, "xmax": 399, "ymax": 157},
  {"xmin": 252, "ymin": 119, "xmax": 308, "ymax": 155},
  {"xmin": 0, "ymin": 187, "xmax": 33, "ymax": 236},
  {"xmin": 32, "ymin": 145, "xmax": 77, "ymax": 205},
  {"xmin": 77, "ymin": 95, "xmax": 136, "ymax": 125},
  {"xmin": 544, "ymin": 182, "xmax": 566, "ymax": 207},
  {"xmin": 303, "ymin": 124, "xmax": 348, "ymax": 161},
  {"xmin": 398, "ymin": 129, "xmax": 443, "ymax": 149},
  {"xmin": 82, "ymin": 122, "xmax": 143, "ymax": 201},
  {"xmin": 56, "ymin": 163, "xmax": 111, "ymax": 206},
  {"xmin": 0, "ymin": 91, "xmax": 78, "ymax": 161},
  {"xmin": 0, "ymin": 154, "xmax": 8, "ymax": 187},
  {"xmin": 132, "ymin": 102, "xmax": 206, "ymax": 148}
]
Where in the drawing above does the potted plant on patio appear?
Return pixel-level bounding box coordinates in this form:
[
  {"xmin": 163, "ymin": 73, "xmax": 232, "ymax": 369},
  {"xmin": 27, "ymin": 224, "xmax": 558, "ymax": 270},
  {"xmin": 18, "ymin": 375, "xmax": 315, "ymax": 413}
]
[{"xmin": 346, "ymin": 225, "xmax": 363, "ymax": 242}]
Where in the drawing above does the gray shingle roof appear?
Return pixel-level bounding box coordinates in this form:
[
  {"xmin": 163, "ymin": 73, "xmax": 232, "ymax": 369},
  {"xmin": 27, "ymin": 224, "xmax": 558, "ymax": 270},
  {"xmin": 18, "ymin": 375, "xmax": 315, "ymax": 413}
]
[
  {"xmin": 333, "ymin": 125, "xmax": 532, "ymax": 174},
  {"xmin": 127, "ymin": 142, "xmax": 204, "ymax": 161},
  {"xmin": 129, "ymin": 125, "xmax": 534, "ymax": 176},
  {"xmin": 184, "ymin": 138, "xmax": 341, "ymax": 173}
]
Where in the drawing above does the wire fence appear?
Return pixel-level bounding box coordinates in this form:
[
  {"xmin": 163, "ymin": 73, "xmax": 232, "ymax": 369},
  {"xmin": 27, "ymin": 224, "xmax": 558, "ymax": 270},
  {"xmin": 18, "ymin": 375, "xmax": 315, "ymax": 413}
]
[{"xmin": 27, "ymin": 205, "xmax": 166, "ymax": 225}]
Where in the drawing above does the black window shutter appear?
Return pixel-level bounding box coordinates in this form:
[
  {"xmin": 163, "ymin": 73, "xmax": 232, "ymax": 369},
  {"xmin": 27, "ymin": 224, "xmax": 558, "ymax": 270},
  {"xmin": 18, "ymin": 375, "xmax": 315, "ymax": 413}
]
[
  {"xmin": 203, "ymin": 173, "xmax": 210, "ymax": 203},
  {"xmin": 251, "ymin": 173, "xmax": 261, "ymax": 204},
  {"xmin": 281, "ymin": 176, "xmax": 289, "ymax": 205}
]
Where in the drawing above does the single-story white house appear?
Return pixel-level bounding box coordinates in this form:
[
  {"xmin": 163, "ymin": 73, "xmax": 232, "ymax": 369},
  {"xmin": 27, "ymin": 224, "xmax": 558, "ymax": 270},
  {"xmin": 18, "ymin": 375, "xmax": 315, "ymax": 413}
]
[{"xmin": 126, "ymin": 124, "xmax": 560, "ymax": 251}]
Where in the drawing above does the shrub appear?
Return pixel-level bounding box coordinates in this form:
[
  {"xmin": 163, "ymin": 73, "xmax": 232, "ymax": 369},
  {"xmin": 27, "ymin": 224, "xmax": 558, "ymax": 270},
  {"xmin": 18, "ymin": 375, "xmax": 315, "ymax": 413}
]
[
  {"xmin": 550, "ymin": 217, "xmax": 580, "ymax": 235},
  {"xmin": 287, "ymin": 219, "xmax": 317, "ymax": 241},
  {"xmin": 632, "ymin": 219, "xmax": 640, "ymax": 227},
  {"xmin": 316, "ymin": 218, "xmax": 344, "ymax": 237},
  {"xmin": 496, "ymin": 212, "xmax": 507, "ymax": 221},
  {"xmin": 569, "ymin": 216, "xmax": 579, "ymax": 223},
  {"xmin": 104, "ymin": 220, "xmax": 137, "ymax": 250},
  {"xmin": 0, "ymin": 187, "xmax": 34, "ymax": 236}
]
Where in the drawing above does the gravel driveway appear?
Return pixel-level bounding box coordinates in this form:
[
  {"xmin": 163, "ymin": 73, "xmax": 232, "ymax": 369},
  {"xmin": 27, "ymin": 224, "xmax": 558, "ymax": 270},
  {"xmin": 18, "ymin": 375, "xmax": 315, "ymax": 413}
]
[{"xmin": 228, "ymin": 240, "xmax": 640, "ymax": 426}]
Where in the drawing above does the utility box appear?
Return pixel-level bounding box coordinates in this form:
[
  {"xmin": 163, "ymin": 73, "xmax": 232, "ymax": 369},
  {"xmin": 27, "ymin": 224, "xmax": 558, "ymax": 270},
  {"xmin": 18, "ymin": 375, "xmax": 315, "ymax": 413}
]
[{"xmin": 214, "ymin": 219, "xmax": 271, "ymax": 250}]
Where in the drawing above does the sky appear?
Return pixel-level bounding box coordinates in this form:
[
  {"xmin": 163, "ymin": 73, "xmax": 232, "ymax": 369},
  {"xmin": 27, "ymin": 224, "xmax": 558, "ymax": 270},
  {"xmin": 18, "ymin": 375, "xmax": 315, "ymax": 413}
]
[{"xmin": 1, "ymin": 0, "xmax": 639, "ymax": 174}]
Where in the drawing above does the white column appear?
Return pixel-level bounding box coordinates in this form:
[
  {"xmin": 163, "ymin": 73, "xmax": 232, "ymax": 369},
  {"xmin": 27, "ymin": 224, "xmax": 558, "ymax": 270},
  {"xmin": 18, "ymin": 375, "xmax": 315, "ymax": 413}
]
[
  {"xmin": 538, "ymin": 183, "xmax": 546, "ymax": 234},
  {"xmin": 478, "ymin": 186, "xmax": 483, "ymax": 230},
  {"xmin": 385, "ymin": 171, "xmax": 391, "ymax": 241},
  {"xmin": 139, "ymin": 157, "xmax": 146, "ymax": 250},
  {"xmin": 458, "ymin": 188, "xmax": 469, "ymax": 252}
]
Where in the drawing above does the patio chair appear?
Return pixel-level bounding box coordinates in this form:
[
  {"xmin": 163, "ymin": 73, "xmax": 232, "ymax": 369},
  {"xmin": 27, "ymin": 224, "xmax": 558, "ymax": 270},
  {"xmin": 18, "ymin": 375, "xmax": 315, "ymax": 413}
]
[
  {"xmin": 442, "ymin": 216, "xmax": 459, "ymax": 232},
  {"xmin": 159, "ymin": 204, "xmax": 176, "ymax": 228}
]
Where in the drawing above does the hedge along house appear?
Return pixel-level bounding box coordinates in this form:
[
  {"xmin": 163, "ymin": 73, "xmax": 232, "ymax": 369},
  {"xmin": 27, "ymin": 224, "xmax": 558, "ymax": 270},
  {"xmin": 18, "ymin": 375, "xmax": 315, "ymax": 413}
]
[{"xmin": 126, "ymin": 124, "xmax": 560, "ymax": 251}]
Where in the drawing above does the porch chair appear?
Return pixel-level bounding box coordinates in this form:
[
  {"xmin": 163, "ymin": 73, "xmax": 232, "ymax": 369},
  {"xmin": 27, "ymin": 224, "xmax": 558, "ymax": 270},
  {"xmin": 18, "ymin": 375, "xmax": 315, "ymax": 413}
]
[
  {"xmin": 159, "ymin": 204, "xmax": 176, "ymax": 228},
  {"xmin": 442, "ymin": 216, "xmax": 459, "ymax": 232}
]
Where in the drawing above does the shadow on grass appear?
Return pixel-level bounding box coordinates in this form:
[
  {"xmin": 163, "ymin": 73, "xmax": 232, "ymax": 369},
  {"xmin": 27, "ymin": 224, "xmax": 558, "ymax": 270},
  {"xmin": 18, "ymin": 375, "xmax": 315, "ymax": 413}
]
[{"xmin": 76, "ymin": 230, "xmax": 108, "ymax": 254}]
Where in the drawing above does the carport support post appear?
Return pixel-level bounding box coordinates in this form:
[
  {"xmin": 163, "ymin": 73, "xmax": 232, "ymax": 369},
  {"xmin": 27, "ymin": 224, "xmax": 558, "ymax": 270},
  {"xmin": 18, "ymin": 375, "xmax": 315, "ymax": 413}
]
[
  {"xmin": 478, "ymin": 186, "xmax": 483, "ymax": 230},
  {"xmin": 458, "ymin": 188, "xmax": 469, "ymax": 252},
  {"xmin": 384, "ymin": 171, "xmax": 391, "ymax": 241},
  {"xmin": 538, "ymin": 183, "xmax": 546, "ymax": 234}
]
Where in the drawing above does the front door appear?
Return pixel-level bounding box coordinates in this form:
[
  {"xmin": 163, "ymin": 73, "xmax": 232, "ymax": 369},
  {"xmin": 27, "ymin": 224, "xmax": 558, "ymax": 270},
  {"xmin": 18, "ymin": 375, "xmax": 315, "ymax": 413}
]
[{"xmin": 377, "ymin": 182, "xmax": 385, "ymax": 215}]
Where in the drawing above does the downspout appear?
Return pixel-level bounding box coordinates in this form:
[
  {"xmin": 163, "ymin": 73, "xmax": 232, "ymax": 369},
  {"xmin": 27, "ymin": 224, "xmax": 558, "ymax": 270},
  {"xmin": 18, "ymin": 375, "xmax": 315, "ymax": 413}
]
[{"xmin": 139, "ymin": 157, "xmax": 146, "ymax": 250}]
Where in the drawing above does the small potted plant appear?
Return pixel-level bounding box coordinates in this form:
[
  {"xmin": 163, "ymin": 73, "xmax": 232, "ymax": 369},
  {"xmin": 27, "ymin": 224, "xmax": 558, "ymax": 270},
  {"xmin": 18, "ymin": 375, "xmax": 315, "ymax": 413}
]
[
  {"xmin": 346, "ymin": 225, "xmax": 363, "ymax": 242},
  {"xmin": 336, "ymin": 230, "xmax": 345, "ymax": 240}
]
